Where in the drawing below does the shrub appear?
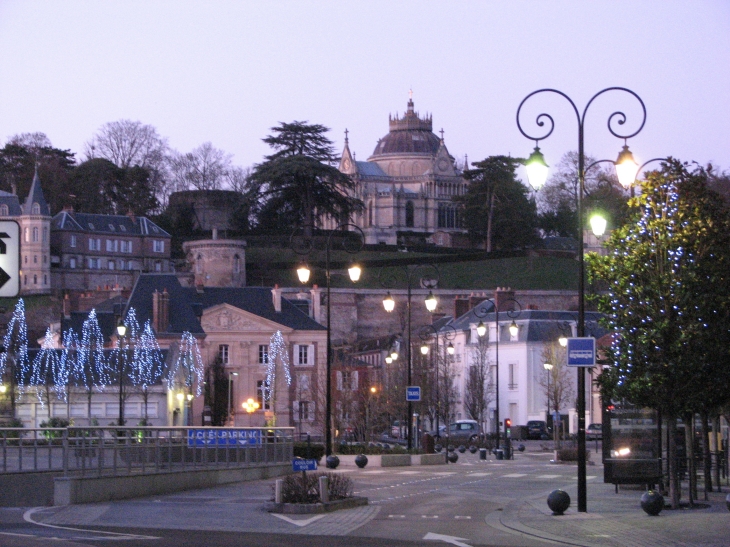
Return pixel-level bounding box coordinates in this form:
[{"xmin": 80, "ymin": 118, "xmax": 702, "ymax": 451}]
[
  {"xmin": 293, "ymin": 442, "xmax": 325, "ymax": 462},
  {"xmin": 40, "ymin": 417, "xmax": 70, "ymax": 440},
  {"xmin": 556, "ymin": 447, "xmax": 591, "ymax": 462},
  {"xmin": 0, "ymin": 418, "xmax": 24, "ymax": 440},
  {"xmin": 277, "ymin": 471, "xmax": 354, "ymax": 503}
]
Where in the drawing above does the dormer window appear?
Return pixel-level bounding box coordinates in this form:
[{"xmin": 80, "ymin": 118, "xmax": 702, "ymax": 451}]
[
  {"xmin": 109, "ymin": 224, "xmax": 115, "ymax": 231},
  {"xmin": 32, "ymin": 203, "xmax": 40, "ymax": 215},
  {"xmin": 0, "ymin": 204, "xmax": 8, "ymax": 216},
  {"xmin": 120, "ymin": 225, "xmax": 127, "ymax": 232},
  {"xmin": 88, "ymin": 223, "xmax": 95, "ymax": 230}
]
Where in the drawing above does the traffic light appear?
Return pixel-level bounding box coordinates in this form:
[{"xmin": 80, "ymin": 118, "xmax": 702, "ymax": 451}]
[{"xmin": 504, "ymin": 418, "xmax": 511, "ymax": 438}]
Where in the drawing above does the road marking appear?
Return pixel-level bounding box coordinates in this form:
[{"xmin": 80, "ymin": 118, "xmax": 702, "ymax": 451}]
[
  {"xmin": 424, "ymin": 532, "xmax": 473, "ymax": 547},
  {"xmin": 23, "ymin": 507, "xmax": 160, "ymax": 540},
  {"xmin": 536, "ymin": 474, "xmax": 562, "ymax": 479},
  {"xmin": 421, "ymin": 515, "xmax": 439, "ymax": 519},
  {"xmin": 271, "ymin": 513, "xmax": 326, "ymax": 527},
  {"xmin": 468, "ymin": 472, "xmax": 492, "ymax": 477},
  {"xmin": 454, "ymin": 515, "xmax": 472, "ymax": 520},
  {"xmin": 432, "ymin": 472, "xmax": 457, "ymax": 476},
  {"xmin": 398, "ymin": 471, "xmax": 420, "ymax": 475},
  {"xmin": 387, "ymin": 514, "xmax": 406, "ymax": 519},
  {"xmin": 364, "ymin": 470, "xmax": 387, "ymax": 474},
  {"xmin": 569, "ymin": 475, "xmax": 597, "ymax": 480},
  {"xmin": 502, "ymin": 473, "xmax": 527, "ymax": 478}
]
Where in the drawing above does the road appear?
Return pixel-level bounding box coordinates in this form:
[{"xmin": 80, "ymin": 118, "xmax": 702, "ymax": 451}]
[{"xmin": 0, "ymin": 449, "xmax": 600, "ymax": 547}]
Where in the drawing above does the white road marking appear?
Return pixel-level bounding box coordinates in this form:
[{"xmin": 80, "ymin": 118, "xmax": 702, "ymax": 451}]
[
  {"xmin": 271, "ymin": 513, "xmax": 326, "ymax": 527},
  {"xmin": 23, "ymin": 507, "xmax": 160, "ymax": 540},
  {"xmin": 502, "ymin": 473, "xmax": 527, "ymax": 478},
  {"xmin": 424, "ymin": 532, "xmax": 473, "ymax": 547},
  {"xmin": 387, "ymin": 514, "xmax": 406, "ymax": 519},
  {"xmin": 398, "ymin": 471, "xmax": 420, "ymax": 475},
  {"xmin": 467, "ymin": 472, "xmax": 492, "ymax": 477},
  {"xmin": 454, "ymin": 515, "xmax": 472, "ymax": 520},
  {"xmin": 536, "ymin": 474, "xmax": 562, "ymax": 479},
  {"xmin": 421, "ymin": 515, "xmax": 439, "ymax": 519}
]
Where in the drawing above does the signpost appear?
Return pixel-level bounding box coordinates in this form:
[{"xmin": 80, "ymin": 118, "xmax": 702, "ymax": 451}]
[
  {"xmin": 292, "ymin": 458, "xmax": 318, "ymax": 472},
  {"xmin": 406, "ymin": 386, "xmax": 421, "ymax": 402},
  {"xmin": 0, "ymin": 221, "xmax": 19, "ymax": 298},
  {"xmin": 566, "ymin": 337, "xmax": 596, "ymax": 367}
]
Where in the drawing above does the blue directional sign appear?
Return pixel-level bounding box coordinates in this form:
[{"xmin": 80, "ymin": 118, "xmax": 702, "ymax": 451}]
[
  {"xmin": 0, "ymin": 221, "xmax": 19, "ymax": 298},
  {"xmin": 566, "ymin": 337, "xmax": 596, "ymax": 367},
  {"xmin": 406, "ymin": 386, "xmax": 421, "ymax": 402},
  {"xmin": 187, "ymin": 429, "xmax": 262, "ymax": 447},
  {"xmin": 292, "ymin": 459, "xmax": 318, "ymax": 472}
]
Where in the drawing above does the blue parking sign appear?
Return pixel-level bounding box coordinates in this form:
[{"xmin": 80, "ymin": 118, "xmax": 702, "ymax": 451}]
[
  {"xmin": 406, "ymin": 386, "xmax": 421, "ymax": 401},
  {"xmin": 566, "ymin": 337, "xmax": 596, "ymax": 367}
]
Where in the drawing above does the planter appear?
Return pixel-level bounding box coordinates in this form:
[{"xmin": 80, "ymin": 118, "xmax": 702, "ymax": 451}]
[{"xmin": 265, "ymin": 495, "xmax": 368, "ymax": 514}]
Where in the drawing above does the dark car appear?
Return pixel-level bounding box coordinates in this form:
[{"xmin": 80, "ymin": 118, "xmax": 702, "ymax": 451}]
[
  {"xmin": 526, "ymin": 420, "xmax": 549, "ymax": 440},
  {"xmin": 432, "ymin": 420, "xmax": 480, "ymax": 445},
  {"xmin": 586, "ymin": 423, "xmax": 602, "ymax": 441}
]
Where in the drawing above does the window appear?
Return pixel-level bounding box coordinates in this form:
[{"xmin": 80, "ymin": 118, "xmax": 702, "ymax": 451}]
[
  {"xmin": 258, "ymin": 345, "xmax": 269, "ymax": 365},
  {"xmin": 234, "ymin": 254, "xmax": 241, "ymax": 274},
  {"xmin": 88, "ymin": 257, "xmax": 100, "ymax": 269},
  {"xmin": 88, "ymin": 222, "xmax": 95, "ymax": 230},
  {"xmin": 24, "ymin": 275, "xmax": 27, "ymax": 285},
  {"xmin": 69, "ymin": 257, "xmax": 76, "ymax": 269},
  {"xmin": 42, "ymin": 227, "xmax": 47, "ymax": 242},
  {"xmin": 33, "ymin": 255, "xmax": 37, "ymax": 263},
  {"xmin": 24, "ymin": 228, "xmax": 29, "ymax": 242},
  {"xmin": 508, "ymin": 363, "xmax": 517, "ymax": 390},
  {"xmin": 106, "ymin": 239, "xmax": 119, "ymax": 252},
  {"xmin": 155, "ymin": 261, "xmax": 162, "ymax": 272},
  {"xmin": 32, "ymin": 227, "xmax": 38, "ymax": 242},
  {"xmin": 256, "ymin": 380, "xmax": 271, "ymax": 410},
  {"xmin": 120, "ymin": 240, "xmax": 133, "ymax": 253},
  {"xmin": 70, "ymin": 235, "xmax": 77, "ymax": 248},
  {"xmin": 43, "ymin": 254, "xmax": 47, "ymax": 263},
  {"xmin": 405, "ymin": 200, "xmax": 414, "ymax": 227},
  {"xmin": 118, "ymin": 260, "xmax": 126, "ymax": 270},
  {"xmin": 297, "ymin": 373, "xmax": 310, "ymax": 391},
  {"xmin": 88, "ymin": 238, "xmax": 101, "ymax": 251},
  {"xmin": 337, "ymin": 370, "xmax": 358, "ymax": 391},
  {"xmin": 297, "ymin": 345, "xmax": 309, "ymax": 366},
  {"xmin": 32, "ymin": 203, "xmax": 40, "ymax": 214},
  {"xmin": 43, "ymin": 274, "xmax": 47, "ymax": 285},
  {"xmin": 195, "ymin": 254, "xmax": 202, "ymax": 274},
  {"xmin": 153, "ymin": 240, "xmax": 165, "ymax": 253},
  {"xmin": 437, "ymin": 204, "xmax": 460, "ymax": 229},
  {"xmin": 108, "ymin": 261, "xmax": 115, "ymax": 270},
  {"xmin": 218, "ymin": 344, "xmax": 229, "ymax": 364},
  {"xmin": 24, "ymin": 255, "xmax": 27, "ymax": 264},
  {"xmin": 33, "ymin": 274, "xmax": 37, "ymax": 284},
  {"xmin": 293, "ymin": 401, "xmax": 313, "ymax": 421},
  {"xmin": 108, "ymin": 224, "xmax": 115, "ymax": 231},
  {"xmin": 0, "ymin": 204, "xmax": 7, "ymax": 216},
  {"xmin": 120, "ymin": 225, "xmax": 126, "ymax": 232}
]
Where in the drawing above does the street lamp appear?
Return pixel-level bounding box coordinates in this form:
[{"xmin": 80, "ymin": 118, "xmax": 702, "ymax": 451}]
[
  {"xmin": 380, "ymin": 264, "xmax": 440, "ymax": 450},
  {"xmin": 227, "ymin": 371, "xmax": 238, "ymax": 426},
  {"xmin": 517, "ymin": 86, "xmax": 647, "ymax": 512},
  {"xmin": 473, "ymin": 297, "xmax": 521, "ymax": 450},
  {"xmin": 292, "ymin": 223, "xmax": 364, "ymax": 457},
  {"xmin": 242, "ymin": 397, "xmax": 260, "ymax": 413},
  {"xmin": 419, "ymin": 323, "xmax": 456, "ymax": 460},
  {"xmin": 543, "ymin": 363, "xmax": 553, "ymax": 420},
  {"xmin": 116, "ymin": 318, "xmax": 127, "ymax": 427}
]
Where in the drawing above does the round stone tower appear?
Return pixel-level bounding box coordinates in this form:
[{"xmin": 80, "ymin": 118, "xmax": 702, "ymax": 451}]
[{"xmin": 183, "ymin": 230, "xmax": 246, "ymax": 288}]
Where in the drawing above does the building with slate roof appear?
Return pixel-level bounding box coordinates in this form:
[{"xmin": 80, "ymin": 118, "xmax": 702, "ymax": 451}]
[
  {"xmin": 435, "ymin": 289, "xmax": 607, "ymax": 436},
  {"xmin": 51, "ymin": 208, "xmax": 172, "ymax": 292},
  {"xmin": 337, "ymin": 94, "xmax": 469, "ymax": 247},
  {"xmin": 119, "ymin": 274, "xmax": 327, "ymax": 432},
  {"xmin": 0, "ymin": 168, "xmax": 51, "ymax": 295}
]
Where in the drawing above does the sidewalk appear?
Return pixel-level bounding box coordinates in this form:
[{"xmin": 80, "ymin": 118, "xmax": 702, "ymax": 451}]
[{"xmin": 498, "ymin": 474, "xmax": 730, "ymax": 547}]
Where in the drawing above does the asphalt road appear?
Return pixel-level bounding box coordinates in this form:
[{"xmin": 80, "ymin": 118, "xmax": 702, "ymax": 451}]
[{"xmin": 0, "ymin": 449, "xmax": 598, "ymax": 547}]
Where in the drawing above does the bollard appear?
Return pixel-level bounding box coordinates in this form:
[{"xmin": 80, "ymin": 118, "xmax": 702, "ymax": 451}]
[
  {"xmin": 275, "ymin": 479, "xmax": 283, "ymax": 504},
  {"xmin": 547, "ymin": 489, "xmax": 570, "ymax": 515},
  {"xmin": 496, "ymin": 449, "xmax": 504, "ymax": 460},
  {"xmin": 447, "ymin": 451, "xmax": 459, "ymax": 463},
  {"xmin": 355, "ymin": 454, "xmax": 368, "ymax": 468},
  {"xmin": 319, "ymin": 475, "xmax": 329, "ymax": 503},
  {"xmin": 640, "ymin": 490, "xmax": 664, "ymax": 516},
  {"xmin": 479, "ymin": 448, "xmax": 487, "ymax": 460}
]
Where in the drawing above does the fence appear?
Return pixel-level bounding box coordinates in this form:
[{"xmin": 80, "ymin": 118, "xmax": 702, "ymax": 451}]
[{"xmin": 0, "ymin": 426, "xmax": 294, "ymax": 478}]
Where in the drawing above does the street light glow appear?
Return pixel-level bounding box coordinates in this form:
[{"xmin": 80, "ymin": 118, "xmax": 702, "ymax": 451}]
[
  {"xmin": 383, "ymin": 292, "xmax": 395, "ymax": 313},
  {"xmin": 525, "ymin": 146, "xmax": 549, "ymax": 190},
  {"xmin": 476, "ymin": 321, "xmax": 487, "ymax": 338},
  {"xmin": 425, "ymin": 291, "xmax": 437, "ymax": 312},
  {"xmin": 590, "ymin": 214, "xmax": 607, "ymax": 237},
  {"xmin": 614, "ymin": 144, "xmax": 640, "ymax": 188},
  {"xmin": 296, "ymin": 264, "xmax": 311, "ymax": 284},
  {"xmin": 348, "ymin": 264, "xmax": 362, "ymax": 282}
]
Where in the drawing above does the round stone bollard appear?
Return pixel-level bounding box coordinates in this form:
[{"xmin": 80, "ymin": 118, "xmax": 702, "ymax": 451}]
[
  {"xmin": 517, "ymin": 444, "xmax": 526, "ymax": 452},
  {"xmin": 435, "ymin": 443, "xmax": 443, "ymax": 453},
  {"xmin": 447, "ymin": 451, "xmax": 459, "ymax": 463},
  {"xmin": 355, "ymin": 454, "xmax": 368, "ymax": 469},
  {"xmin": 725, "ymin": 493, "xmax": 730, "ymax": 512},
  {"xmin": 469, "ymin": 445, "xmax": 478, "ymax": 454},
  {"xmin": 447, "ymin": 444, "xmax": 455, "ymax": 452},
  {"xmin": 458, "ymin": 445, "xmax": 466, "ymax": 453},
  {"xmin": 326, "ymin": 455, "xmax": 340, "ymax": 469},
  {"xmin": 547, "ymin": 489, "xmax": 571, "ymax": 515},
  {"xmin": 640, "ymin": 490, "xmax": 664, "ymax": 516}
]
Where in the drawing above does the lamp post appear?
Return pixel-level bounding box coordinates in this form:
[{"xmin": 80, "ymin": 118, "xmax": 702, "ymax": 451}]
[
  {"xmin": 292, "ymin": 224, "xmax": 364, "ymax": 457},
  {"xmin": 227, "ymin": 371, "xmax": 238, "ymax": 426},
  {"xmin": 473, "ymin": 298, "xmax": 521, "ymax": 451},
  {"xmin": 116, "ymin": 318, "xmax": 127, "ymax": 426},
  {"xmin": 381, "ymin": 264, "xmax": 439, "ymax": 450},
  {"xmin": 543, "ymin": 362, "xmax": 553, "ymax": 421},
  {"xmin": 419, "ymin": 324, "xmax": 455, "ymax": 447},
  {"xmin": 517, "ymin": 87, "xmax": 646, "ymax": 512}
]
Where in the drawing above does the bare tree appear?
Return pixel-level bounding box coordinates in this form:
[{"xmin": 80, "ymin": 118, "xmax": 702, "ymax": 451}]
[
  {"xmin": 85, "ymin": 120, "xmax": 168, "ymax": 169},
  {"xmin": 168, "ymin": 142, "xmax": 231, "ymax": 191},
  {"xmin": 539, "ymin": 342, "xmax": 574, "ymax": 445},
  {"xmin": 464, "ymin": 336, "xmax": 494, "ymax": 431},
  {"xmin": 225, "ymin": 165, "xmax": 253, "ymax": 193}
]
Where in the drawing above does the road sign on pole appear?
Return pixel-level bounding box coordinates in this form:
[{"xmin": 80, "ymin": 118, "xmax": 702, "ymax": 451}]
[
  {"xmin": 406, "ymin": 386, "xmax": 421, "ymax": 402},
  {"xmin": 566, "ymin": 337, "xmax": 596, "ymax": 367},
  {"xmin": 0, "ymin": 221, "xmax": 19, "ymax": 298}
]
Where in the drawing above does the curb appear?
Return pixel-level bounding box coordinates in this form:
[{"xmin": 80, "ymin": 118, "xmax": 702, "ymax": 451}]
[{"xmin": 264, "ymin": 496, "xmax": 369, "ymax": 514}]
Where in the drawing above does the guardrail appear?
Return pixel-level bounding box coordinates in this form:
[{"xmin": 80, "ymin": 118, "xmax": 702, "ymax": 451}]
[{"xmin": 0, "ymin": 426, "xmax": 294, "ymax": 478}]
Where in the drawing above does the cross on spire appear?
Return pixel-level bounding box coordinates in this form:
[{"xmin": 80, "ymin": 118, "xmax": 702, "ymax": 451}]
[
  {"xmin": 344, "ymin": 128, "xmax": 349, "ymax": 144},
  {"xmin": 439, "ymin": 128, "xmax": 445, "ymax": 140}
]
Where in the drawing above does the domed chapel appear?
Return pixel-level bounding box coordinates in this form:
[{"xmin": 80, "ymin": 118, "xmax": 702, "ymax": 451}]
[{"xmin": 338, "ymin": 93, "xmax": 468, "ymax": 247}]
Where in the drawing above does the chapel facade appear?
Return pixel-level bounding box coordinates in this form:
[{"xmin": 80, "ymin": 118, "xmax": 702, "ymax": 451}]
[{"xmin": 338, "ymin": 96, "xmax": 469, "ymax": 247}]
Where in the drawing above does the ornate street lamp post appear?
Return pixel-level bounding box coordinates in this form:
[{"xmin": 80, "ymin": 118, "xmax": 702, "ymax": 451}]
[
  {"xmin": 116, "ymin": 318, "xmax": 127, "ymax": 426},
  {"xmin": 517, "ymin": 87, "xmax": 647, "ymax": 512},
  {"xmin": 227, "ymin": 371, "xmax": 238, "ymax": 426},
  {"xmin": 473, "ymin": 298, "xmax": 521, "ymax": 451},
  {"xmin": 292, "ymin": 224, "xmax": 364, "ymax": 457},
  {"xmin": 380, "ymin": 264, "xmax": 439, "ymax": 450},
  {"xmin": 544, "ymin": 362, "xmax": 553, "ymax": 421}
]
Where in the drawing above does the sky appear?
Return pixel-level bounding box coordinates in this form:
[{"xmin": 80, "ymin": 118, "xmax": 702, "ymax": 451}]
[{"xmin": 1, "ymin": 1, "xmax": 729, "ymax": 180}]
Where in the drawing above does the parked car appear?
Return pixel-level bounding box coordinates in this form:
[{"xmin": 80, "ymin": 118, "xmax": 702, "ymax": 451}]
[
  {"xmin": 526, "ymin": 420, "xmax": 549, "ymax": 440},
  {"xmin": 432, "ymin": 420, "xmax": 480, "ymax": 445},
  {"xmin": 586, "ymin": 423, "xmax": 603, "ymax": 441}
]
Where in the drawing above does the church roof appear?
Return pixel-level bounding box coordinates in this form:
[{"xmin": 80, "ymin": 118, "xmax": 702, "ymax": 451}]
[
  {"xmin": 355, "ymin": 161, "xmax": 387, "ymax": 177},
  {"xmin": 370, "ymin": 98, "xmax": 442, "ymax": 157}
]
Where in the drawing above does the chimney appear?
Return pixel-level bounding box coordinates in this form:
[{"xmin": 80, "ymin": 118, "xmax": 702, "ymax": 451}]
[
  {"xmin": 453, "ymin": 297, "xmax": 470, "ymax": 319},
  {"xmin": 63, "ymin": 293, "xmax": 71, "ymax": 319},
  {"xmin": 494, "ymin": 287, "xmax": 516, "ymax": 312},
  {"xmin": 160, "ymin": 288, "xmax": 169, "ymax": 332},
  {"xmin": 126, "ymin": 210, "xmax": 136, "ymax": 224},
  {"xmin": 152, "ymin": 290, "xmax": 160, "ymax": 332},
  {"xmin": 468, "ymin": 292, "xmax": 485, "ymax": 311},
  {"xmin": 212, "ymin": 228, "xmax": 218, "ymax": 240},
  {"xmin": 63, "ymin": 205, "xmax": 74, "ymax": 214},
  {"xmin": 310, "ymin": 285, "xmax": 322, "ymax": 323},
  {"xmin": 272, "ymin": 284, "xmax": 282, "ymax": 312}
]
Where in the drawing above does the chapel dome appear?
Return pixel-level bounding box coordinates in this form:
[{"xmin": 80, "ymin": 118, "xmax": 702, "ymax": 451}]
[{"xmin": 370, "ymin": 98, "xmax": 441, "ymax": 157}]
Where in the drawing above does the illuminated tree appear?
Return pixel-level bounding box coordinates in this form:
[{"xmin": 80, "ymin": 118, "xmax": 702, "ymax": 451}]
[
  {"xmin": 0, "ymin": 299, "xmax": 29, "ymax": 414},
  {"xmin": 77, "ymin": 310, "xmax": 110, "ymax": 419},
  {"xmin": 264, "ymin": 330, "xmax": 291, "ymax": 425}
]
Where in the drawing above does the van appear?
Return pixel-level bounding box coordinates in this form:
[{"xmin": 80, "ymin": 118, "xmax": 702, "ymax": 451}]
[{"xmin": 526, "ymin": 420, "xmax": 549, "ymax": 440}]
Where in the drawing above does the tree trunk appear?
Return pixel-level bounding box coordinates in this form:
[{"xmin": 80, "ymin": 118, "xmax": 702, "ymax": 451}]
[
  {"xmin": 667, "ymin": 415, "xmax": 680, "ymax": 509},
  {"xmin": 712, "ymin": 415, "xmax": 721, "ymax": 493},
  {"xmin": 701, "ymin": 411, "xmax": 711, "ymax": 499},
  {"xmin": 684, "ymin": 414, "xmax": 695, "ymax": 507}
]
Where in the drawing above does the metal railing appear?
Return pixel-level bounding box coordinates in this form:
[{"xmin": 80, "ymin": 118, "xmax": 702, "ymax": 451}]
[{"xmin": 0, "ymin": 426, "xmax": 294, "ymax": 478}]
